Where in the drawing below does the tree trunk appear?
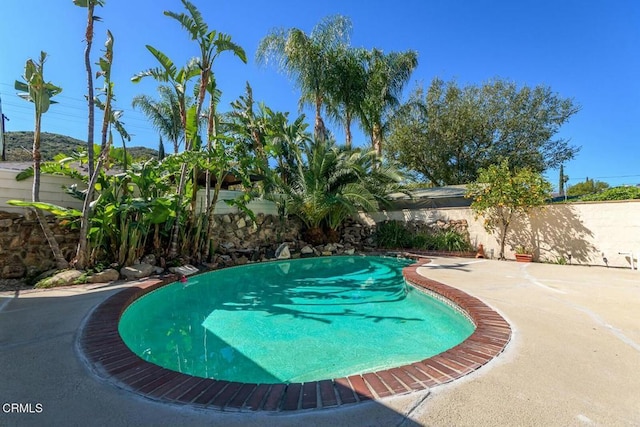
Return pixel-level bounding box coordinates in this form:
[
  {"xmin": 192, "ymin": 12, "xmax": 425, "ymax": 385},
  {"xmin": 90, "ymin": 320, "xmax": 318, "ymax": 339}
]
[
  {"xmin": 499, "ymin": 222, "xmax": 510, "ymax": 260},
  {"xmin": 344, "ymin": 112, "xmax": 352, "ymax": 149},
  {"xmin": 314, "ymin": 98, "xmax": 326, "ymax": 141},
  {"xmin": 84, "ymin": 3, "xmax": 95, "ymax": 178},
  {"xmin": 372, "ymin": 122, "xmax": 383, "ymax": 158},
  {"xmin": 74, "ymin": 78, "xmax": 113, "ymax": 270},
  {"xmin": 168, "ymin": 163, "xmax": 188, "ymax": 259},
  {"xmin": 33, "ymin": 115, "xmax": 68, "ymax": 269}
]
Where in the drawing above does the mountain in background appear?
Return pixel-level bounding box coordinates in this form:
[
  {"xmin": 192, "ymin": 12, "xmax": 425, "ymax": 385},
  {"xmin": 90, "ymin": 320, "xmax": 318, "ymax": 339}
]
[{"xmin": 3, "ymin": 131, "xmax": 158, "ymax": 162}]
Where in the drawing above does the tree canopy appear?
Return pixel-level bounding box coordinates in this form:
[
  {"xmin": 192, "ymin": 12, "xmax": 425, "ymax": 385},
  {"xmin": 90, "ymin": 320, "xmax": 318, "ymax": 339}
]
[
  {"xmin": 387, "ymin": 78, "xmax": 581, "ymax": 185},
  {"xmin": 466, "ymin": 160, "xmax": 553, "ymax": 259}
]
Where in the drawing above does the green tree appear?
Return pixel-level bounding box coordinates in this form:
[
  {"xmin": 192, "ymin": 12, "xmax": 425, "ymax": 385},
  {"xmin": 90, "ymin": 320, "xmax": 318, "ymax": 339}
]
[
  {"xmin": 466, "ymin": 160, "xmax": 552, "ymax": 260},
  {"xmin": 271, "ymin": 138, "xmax": 401, "ymax": 244},
  {"xmin": 256, "ymin": 15, "xmax": 352, "ymax": 142},
  {"xmin": 132, "ymin": 86, "xmax": 186, "ymax": 154},
  {"xmin": 566, "ymin": 178, "xmax": 609, "ymax": 197},
  {"xmin": 14, "ymin": 51, "xmax": 68, "ymax": 269},
  {"xmin": 73, "ymin": 0, "xmax": 105, "ymax": 179},
  {"xmin": 133, "ymin": 0, "xmax": 246, "ymax": 260},
  {"xmin": 388, "ymin": 78, "xmax": 581, "ymax": 185},
  {"xmin": 359, "ymin": 48, "xmax": 418, "ymax": 158},
  {"xmin": 325, "ymin": 47, "xmax": 367, "ymax": 149},
  {"xmin": 75, "ymin": 30, "xmax": 129, "ymax": 269}
]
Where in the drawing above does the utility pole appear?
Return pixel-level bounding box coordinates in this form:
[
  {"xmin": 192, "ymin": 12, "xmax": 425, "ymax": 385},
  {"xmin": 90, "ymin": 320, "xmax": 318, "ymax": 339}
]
[{"xmin": 0, "ymin": 94, "xmax": 8, "ymax": 161}]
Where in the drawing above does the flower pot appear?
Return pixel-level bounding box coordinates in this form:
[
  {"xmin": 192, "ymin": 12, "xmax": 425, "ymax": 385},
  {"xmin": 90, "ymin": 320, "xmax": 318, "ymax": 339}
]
[{"xmin": 515, "ymin": 253, "xmax": 533, "ymax": 262}]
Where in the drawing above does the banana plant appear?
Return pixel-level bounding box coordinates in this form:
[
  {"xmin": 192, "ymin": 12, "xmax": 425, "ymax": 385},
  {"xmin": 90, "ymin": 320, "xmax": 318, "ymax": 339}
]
[
  {"xmin": 14, "ymin": 51, "xmax": 69, "ymax": 269},
  {"xmin": 75, "ymin": 30, "xmax": 129, "ymax": 269},
  {"xmin": 133, "ymin": 0, "xmax": 246, "ymax": 261}
]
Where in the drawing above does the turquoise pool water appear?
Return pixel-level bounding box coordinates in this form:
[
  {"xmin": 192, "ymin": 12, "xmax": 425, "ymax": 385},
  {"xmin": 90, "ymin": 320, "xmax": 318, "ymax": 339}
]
[{"xmin": 118, "ymin": 256, "xmax": 474, "ymax": 384}]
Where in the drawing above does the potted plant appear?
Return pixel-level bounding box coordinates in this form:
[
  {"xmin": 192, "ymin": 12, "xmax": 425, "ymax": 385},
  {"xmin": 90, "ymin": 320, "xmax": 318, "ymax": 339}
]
[{"xmin": 514, "ymin": 246, "xmax": 533, "ymax": 262}]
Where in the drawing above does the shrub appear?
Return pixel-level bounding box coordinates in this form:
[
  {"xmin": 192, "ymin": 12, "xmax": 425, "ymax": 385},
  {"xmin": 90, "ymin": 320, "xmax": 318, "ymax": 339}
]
[
  {"xmin": 580, "ymin": 186, "xmax": 640, "ymax": 201},
  {"xmin": 375, "ymin": 221, "xmax": 472, "ymax": 252},
  {"xmin": 374, "ymin": 221, "xmax": 414, "ymax": 248}
]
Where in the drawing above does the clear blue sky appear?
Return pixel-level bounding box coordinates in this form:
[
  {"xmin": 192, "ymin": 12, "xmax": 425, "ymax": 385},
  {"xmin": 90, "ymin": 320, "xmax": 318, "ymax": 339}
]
[{"xmin": 1, "ymin": 0, "xmax": 638, "ymax": 189}]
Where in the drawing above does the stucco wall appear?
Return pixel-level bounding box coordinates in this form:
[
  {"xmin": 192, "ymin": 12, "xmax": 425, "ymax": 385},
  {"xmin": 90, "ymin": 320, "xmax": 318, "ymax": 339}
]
[
  {"xmin": 0, "ymin": 169, "xmax": 86, "ymax": 214},
  {"xmin": 360, "ymin": 201, "xmax": 640, "ymax": 269},
  {"xmin": 0, "ymin": 168, "xmax": 277, "ymax": 216}
]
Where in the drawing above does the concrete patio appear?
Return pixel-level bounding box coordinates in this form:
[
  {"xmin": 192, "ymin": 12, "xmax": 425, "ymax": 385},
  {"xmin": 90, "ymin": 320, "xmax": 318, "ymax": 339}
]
[{"xmin": 1, "ymin": 257, "xmax": 639, "ymax": 426}]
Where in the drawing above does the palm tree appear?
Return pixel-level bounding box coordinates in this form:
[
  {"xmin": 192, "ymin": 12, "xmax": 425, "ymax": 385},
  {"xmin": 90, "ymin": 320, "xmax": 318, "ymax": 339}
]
[
  {"xmin": 15, "ymin": 51, "xmax": 68, "ymax": 269},
  {"xmin": 256, "ymin": 15, "xmax": 352, "ymax": 142},
  {"xmin": 132, "ymin": 86, "xmax": 185, "ymax": 154},
  {"xmin": 275, "ymin": 138, "xmax": 401, "ymax": 244},
  {"xmin": 325, "ymin": 47, "xmax": 367, "ymax": 149},
  {"xmin": 359, "ymin": 49, "xmax": 418, "ymax": 158},
  {"xmin": 73, "ymin": 0, "xmax": 105, "ymax": 178}
]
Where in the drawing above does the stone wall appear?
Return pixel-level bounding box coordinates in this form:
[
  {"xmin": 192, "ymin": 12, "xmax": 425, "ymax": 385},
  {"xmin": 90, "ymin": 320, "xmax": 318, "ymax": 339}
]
[
  {"xmin": 0, "ymin": 211, "xmax": 79, "ymax": 279},
  {"xmin": 0, "ymin": 209, "xmax": 473, "ymax": 280}
]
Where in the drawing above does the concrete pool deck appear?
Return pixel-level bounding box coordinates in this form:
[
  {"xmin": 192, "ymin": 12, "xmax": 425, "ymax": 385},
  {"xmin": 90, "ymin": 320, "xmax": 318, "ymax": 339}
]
[{"xmin": 1, "ymin": 257, "xmax": 639, "ymax": 426}]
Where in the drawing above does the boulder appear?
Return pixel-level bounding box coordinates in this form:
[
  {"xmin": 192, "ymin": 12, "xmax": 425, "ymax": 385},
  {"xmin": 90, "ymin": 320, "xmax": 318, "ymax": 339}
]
[
  {"xmin": 325, "ymin": 243, "xmax": 338, "ymax": 252},
  {"xmin": 300, "ymin": 245, "xmax": 314, "ymax": 255},
  {"xmin": 120, "ymin": 263, "xmax": 155, "ymax": 280},
  {"xmin": 275, "ymin": 243, "xmax": 291, "ymax": 260},
  {"xmin": 36, "ymin": 269, "xmax": 84, "ymax": 288},
  {"xmin": 87, "ymin": 268, "xmax": 120, "ymax": 283},
  {"xmin": 169, "ymin": 264, "xmax": 199, "ymax": 276},
  {"xmin": 344, "ymin": 248, "xmax": 356, "ymax": 255},
  {"xmin": 141, "ymin": 254, "xmax": 157, "ymax": 266}
]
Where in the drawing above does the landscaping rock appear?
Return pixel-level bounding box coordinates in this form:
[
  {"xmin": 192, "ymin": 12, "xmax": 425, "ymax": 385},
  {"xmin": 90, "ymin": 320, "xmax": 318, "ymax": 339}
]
[
  {"xmin": 87, "ymin": 268, "xmax": 119, "ymax": 283},
  {"xmin": 275, "ymin": 243, "xmax": 291, "ymax": 259},
  {"xmin": 36, "ymin": 269, "xmax": 83, "ymax": 288},
  {"xmin": 120, "ymin": 263, "xmax": 155, "ymax": 280},
  {"xmin": 2, "ymin": 258, "xmax": 26, "ymax": 279},
  {"xmin": 325, "ymin": 243, "xmax": 338, "ymax": 252},
  {"xmin": 301, "ymin": 245, "xmax": 314, "ymax": 255},
  {"xmin": 141, "ymin": 254, "xmax": 156, "ymax": 266},
  {"xmin": 344, "ymin": 248, "xmax": 355, "ymax": 255},
  {"xmin": 169, "ymin": 264, "xmax": 199, "ymax": 276}
]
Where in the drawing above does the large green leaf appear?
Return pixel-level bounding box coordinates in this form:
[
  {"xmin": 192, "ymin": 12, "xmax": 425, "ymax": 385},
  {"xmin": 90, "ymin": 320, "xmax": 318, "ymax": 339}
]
[{"xmin": 6, "ymin": 200, "xmax": 82, "ymax": 217}]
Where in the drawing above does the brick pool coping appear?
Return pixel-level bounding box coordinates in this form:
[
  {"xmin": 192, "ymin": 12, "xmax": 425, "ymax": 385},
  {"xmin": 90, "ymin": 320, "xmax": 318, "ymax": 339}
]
[{"xmin": 79, "ymin": 257, "xmax": 511, "ymax": 412}]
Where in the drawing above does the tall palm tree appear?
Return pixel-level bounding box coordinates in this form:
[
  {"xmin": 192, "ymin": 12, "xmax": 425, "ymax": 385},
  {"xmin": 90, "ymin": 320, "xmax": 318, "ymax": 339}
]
[
  {"xmin": 359, "ymin": 48, "xmax": 418, "ymax": 158},
  {"xmin": 73, "ymin": 0, "xmax": 105, "ymax": 179},
  {"xmin": 325, "ymin": 47, "xmax": 367, "ymax": 149},
  {"xmin": 132, "ymin": 86, "xmax": 185, "ymax": 154},
  {"xmin": 256, "ymin": 15, "xmax": 352, "ymax": 142}
]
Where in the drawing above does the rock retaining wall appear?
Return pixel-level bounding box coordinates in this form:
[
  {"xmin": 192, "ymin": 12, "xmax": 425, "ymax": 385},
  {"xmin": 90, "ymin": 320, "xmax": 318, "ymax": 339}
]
[
  {"xmin": 0, "ymin": 211, "xmax": 79, "ymax": 279},
  {"xmin": 1, "ymin": 210, "xmax": 472, "ymax": 280}
]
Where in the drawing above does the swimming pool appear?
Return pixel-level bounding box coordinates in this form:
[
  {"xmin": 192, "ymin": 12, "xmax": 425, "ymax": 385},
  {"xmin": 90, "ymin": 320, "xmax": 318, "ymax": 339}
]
[{"xmin": 118, "ymin": 256, "xmax": 475, "ymax": 384}]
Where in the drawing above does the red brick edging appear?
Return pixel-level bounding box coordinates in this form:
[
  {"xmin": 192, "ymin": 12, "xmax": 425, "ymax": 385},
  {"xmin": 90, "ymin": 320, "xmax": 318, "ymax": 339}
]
[{"xmin": 79, "ymin": 259, "xmax": 511, "ymax": 412}]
